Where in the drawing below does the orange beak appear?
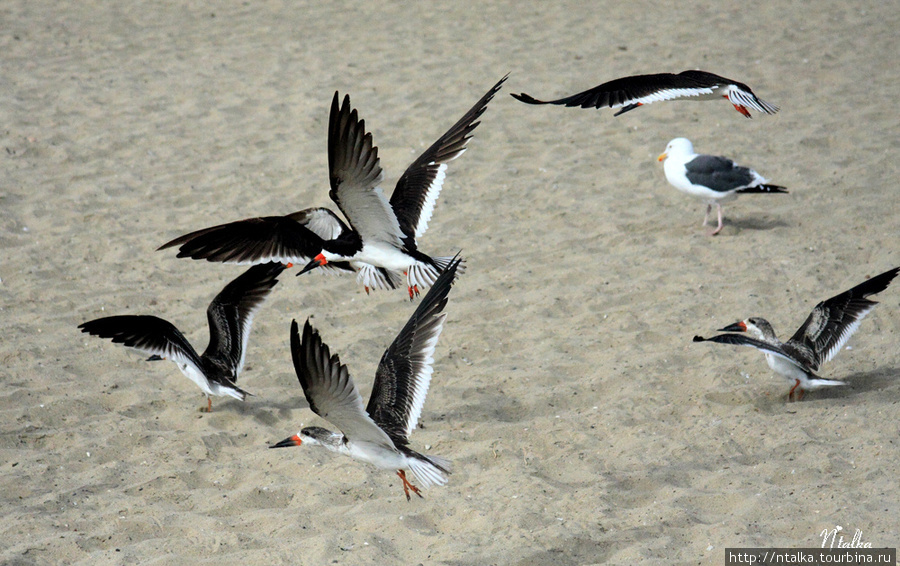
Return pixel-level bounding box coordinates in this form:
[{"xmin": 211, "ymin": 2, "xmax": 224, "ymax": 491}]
[
  {"xmin": 270, "ymin": 434, "xmax": 303, "ymax": 448},
  {"xmin": 297, "ymin": 254, "xmax": 327, "ymax": 276}
]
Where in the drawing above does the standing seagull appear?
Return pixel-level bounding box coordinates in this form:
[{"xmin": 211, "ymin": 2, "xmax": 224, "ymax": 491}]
[
  {"xmin": 694, "ymin": 267, "xmax": 899, "ymax": 400},
  {"xmin": 658, "ymin": 138, "xmax": 788, "ymax": 235},
  {"xmin": 159, "ymin": 76, "xmax": 507, "ymax": 298},
  {"xmin": 271, "ymin": 257, "xmax": 461, "ymax": 500},
  {"xmin": 511, "ymin": 70, "xmax": 778, "ymax": 118},
  {"xmin": 78, "ymin": 263, "xmax": 285, "ymax": 412}
]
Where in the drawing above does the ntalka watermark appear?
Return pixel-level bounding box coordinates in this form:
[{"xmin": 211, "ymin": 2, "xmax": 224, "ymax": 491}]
[{"xmin": 820, "ymin": 525, "xmax": 872, "ymax": 548}]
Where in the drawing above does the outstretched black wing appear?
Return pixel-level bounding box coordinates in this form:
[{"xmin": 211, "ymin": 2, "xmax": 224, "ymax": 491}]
[
  {"xmin": 366, "ymin": 256, "xmax": 461, "ymax": 443},
  {"xmin": 204, "ymin": 263, "xmax": 285, "ymax": 377},
  {"xmin": 787, "ymin": 267, "xmax": 900, "ymax": 369},
  {"xmin": 79, "ymin": 315, "xmax": 204, "ymax": 375},
  {"xmin": 157, "ymin": 211, "xmax": 331, "ymax": 266},
  {"xmin": 390, "ymin": 75, "xmax": 507, "ymax": 244},
  {"xmin": 511, "ymin": 71, "xmax": 724, "ymax": 114}
]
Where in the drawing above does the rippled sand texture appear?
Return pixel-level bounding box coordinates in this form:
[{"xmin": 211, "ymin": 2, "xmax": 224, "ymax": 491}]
[{"xmin": 2, "ymin": 1, "xmax": 899, "ymax": 564}]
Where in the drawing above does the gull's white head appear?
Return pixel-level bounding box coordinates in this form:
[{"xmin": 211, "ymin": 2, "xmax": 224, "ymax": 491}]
[{"xmin": 658, "ymin": 137, "xmax": 694, "ymax": 162}]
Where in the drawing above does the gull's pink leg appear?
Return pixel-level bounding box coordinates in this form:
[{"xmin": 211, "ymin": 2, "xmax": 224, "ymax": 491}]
[{"xmin": 709, "ymin": 203, "xmax": 724, "ymax": 236}]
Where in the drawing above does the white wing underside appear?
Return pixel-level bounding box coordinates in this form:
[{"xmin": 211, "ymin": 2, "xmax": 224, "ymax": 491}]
[
  {"xmin": 301, "ymin": 208, "xmax": 348, "ymax": 240},
  {"xmin": 723, "ymin": 337, "xmax": 807, "ymax": 369},
  {"xmin": 234, "ymin": 309, "xmax": 259, "ymax": 376},
  {"xmin": 628, "ymin": 87, "xmax": 718, "ymax": 107},
  {"xmin": 412, "ymin": 162, "xmax": 449, "ymax": 240},
  {"xmin": 300, "ymin": 325, "xmax": 397, "ymax": 448},
  {"xmin": 337, "ymin": 177, "xmax": 406, "ymax": 248},
  {"xmin": 328, "ymin": 384, "xmax": 396, "ymax": 449},
  {"xmin": 815, "ymin": 308, "xmax": 872, "ymax": 366},
  {"xmin": 400, "ymin": 312, "xmax": 446, "ymax": 437}
]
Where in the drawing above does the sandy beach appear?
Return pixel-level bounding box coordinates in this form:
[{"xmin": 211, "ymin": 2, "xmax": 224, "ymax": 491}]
[{"xmin": 2, "ymin": 1, "xmax": 899, "ymax": 564}]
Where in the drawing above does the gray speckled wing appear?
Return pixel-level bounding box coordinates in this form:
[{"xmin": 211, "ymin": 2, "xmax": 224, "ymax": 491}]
[{"xmin": 787, "ymin": 267, "xmax": 900, "ymax": 368}]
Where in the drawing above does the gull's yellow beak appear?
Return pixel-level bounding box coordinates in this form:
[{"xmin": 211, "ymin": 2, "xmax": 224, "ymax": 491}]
[{"xmin": 657, "ymin": 152, "xmax": 667, "ymax": 162}]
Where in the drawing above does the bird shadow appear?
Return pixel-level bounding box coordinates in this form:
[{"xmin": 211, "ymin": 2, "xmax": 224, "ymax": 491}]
[
  {"xmin": 726, "ymin": 215, "xmax": 791, "ymax": 232},
  {"xmin": 216, "ymin": 395, "xmax": 311, "ymax": 427},
  {"xmin": 804, "ymin": 366, "xmax": 900, "ymax": 402}
]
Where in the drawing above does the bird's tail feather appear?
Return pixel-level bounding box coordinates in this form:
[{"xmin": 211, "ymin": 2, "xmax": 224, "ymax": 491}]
[
  {"xmin": 407, "ymin": 256, "xmax": 466, "ymax": 290},
  {"xmin": 737, "ymin": 184, "xmax": 788, "ymax": 194},
  {"xmin": 408, "ymin": 454, "xmax": 451, "ymax": 489},
  {"xmin": 218, "ymin": 382, "xmax": 250, "ymax": 401},
  {"xmin": 355, "ymin": 264, "xmax": 403, "ymax": 291},
  {"xmin": 804, "ymin": 377, "xmax": 846, "ymax": 390},
  {"xmin": 433, "ymin": 256, "xmax": 466, "ymax": 277}
]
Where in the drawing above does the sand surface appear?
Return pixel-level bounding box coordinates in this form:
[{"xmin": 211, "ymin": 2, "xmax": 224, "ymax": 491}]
[{"xmin": 2, "ymin": 1, "xmax": 899, "ymax": 564}]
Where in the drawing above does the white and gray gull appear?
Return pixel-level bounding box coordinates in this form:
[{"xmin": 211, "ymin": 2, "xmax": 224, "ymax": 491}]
[
  {"xmin": 78, "ymin": 263, "xmax": 285, "ymax": 412},
  {"xmin": 511, "ymin": 70, "xmax": 778, "ymax": 118},
  {"xmin": 694, "ymin": 267, "xmax": 899, "ymax": 400},
  {"xmin": 658, "ymin": 137, "xmax": 788, "ymax": 236},
  {"xmin": 270, "ymin": 256, "xmax": 462, "ymax": 500}
]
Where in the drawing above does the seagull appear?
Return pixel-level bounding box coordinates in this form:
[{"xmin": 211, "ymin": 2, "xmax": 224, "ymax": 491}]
[
  {"xmin": 160, "ymin": 75, "xmax": 507, "ymax": 298},
  {"xmin": 511, "ymin": 70, "xmax": 778, "ymax": 118},
  {"xmin": 78, "ymin": 263, "xmax": 285, "ymax": 412},
  {"xmin": 693, "ymin": 267, "xmax": 900, "ymax": 400},
  {"xmin": 658, "ymin": 137, "xmax": 788, "ymax": 235},
  {"xmin": 271, "ymin": 256, "xmax": 461, "ymax": 500}
]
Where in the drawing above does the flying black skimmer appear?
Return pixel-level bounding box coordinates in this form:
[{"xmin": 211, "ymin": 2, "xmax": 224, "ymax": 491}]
[
  {"xmin": 297, "ymin": 77, "xmax": 506, "ymax": 298},
  {"xmin": 694, "ymin": 267, "xmax": 900, "ymax": 400},
  {"xmin": 271, "ymin": 256, "xmax": 461, "ymax": 500},
  {"xmin": 511, "ymin": 70, "xmax": 778, "ymax": 118},
  {"xmin": 78, "ymin": 263, "xmax": 285, "ymax": 412},
  {"xmin": 160, "ymin": 75, "xmax": 507, "ymax": 298},
  {"xmin": 658, "ymin": 137, "xmax": 788, "ymax": 236}
]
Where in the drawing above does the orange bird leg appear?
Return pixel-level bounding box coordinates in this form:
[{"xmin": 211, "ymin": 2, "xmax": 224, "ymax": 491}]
[
  {"xmin": 722, "ymin": 95, "xmax": 752, "ymax": 118},
  {"xmin": 397, "ymin": 470, "xmax": 423, "ymax": 501},
  {"xmin": 788, "ymin": 379, "xmax": 802, "ymax": 402}
]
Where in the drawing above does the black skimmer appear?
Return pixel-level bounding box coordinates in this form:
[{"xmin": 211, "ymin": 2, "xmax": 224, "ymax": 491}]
[
  {"xmin": 658, "ymin": 138, "xmax": 788, "ymax": 236},
  {"xmin": 160, "ymin": 75, "xmax": 507, "ymax": 298},
  {"xmin": 271, "ymin": 256, "xmax": 461, "ymax": 500},
  {"xmin": 298, "ymin": 76, "xmax": 506, "ymax": 298},
  {"xmin": 78, "ymin": 263, "xmax": 285, "ymax": 412},
  {"xmin": 511, "ymin": 70, "xmax": 779, "ymax": 118},
  {"xmin": 694, "ymin": 267, "xmax": 900, "ymax": 400}
]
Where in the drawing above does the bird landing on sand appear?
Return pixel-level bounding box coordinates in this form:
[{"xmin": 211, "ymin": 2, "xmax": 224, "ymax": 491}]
[{"xmin": 694, "ymin": 267, "xmax": 899, "ymax": 400}]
